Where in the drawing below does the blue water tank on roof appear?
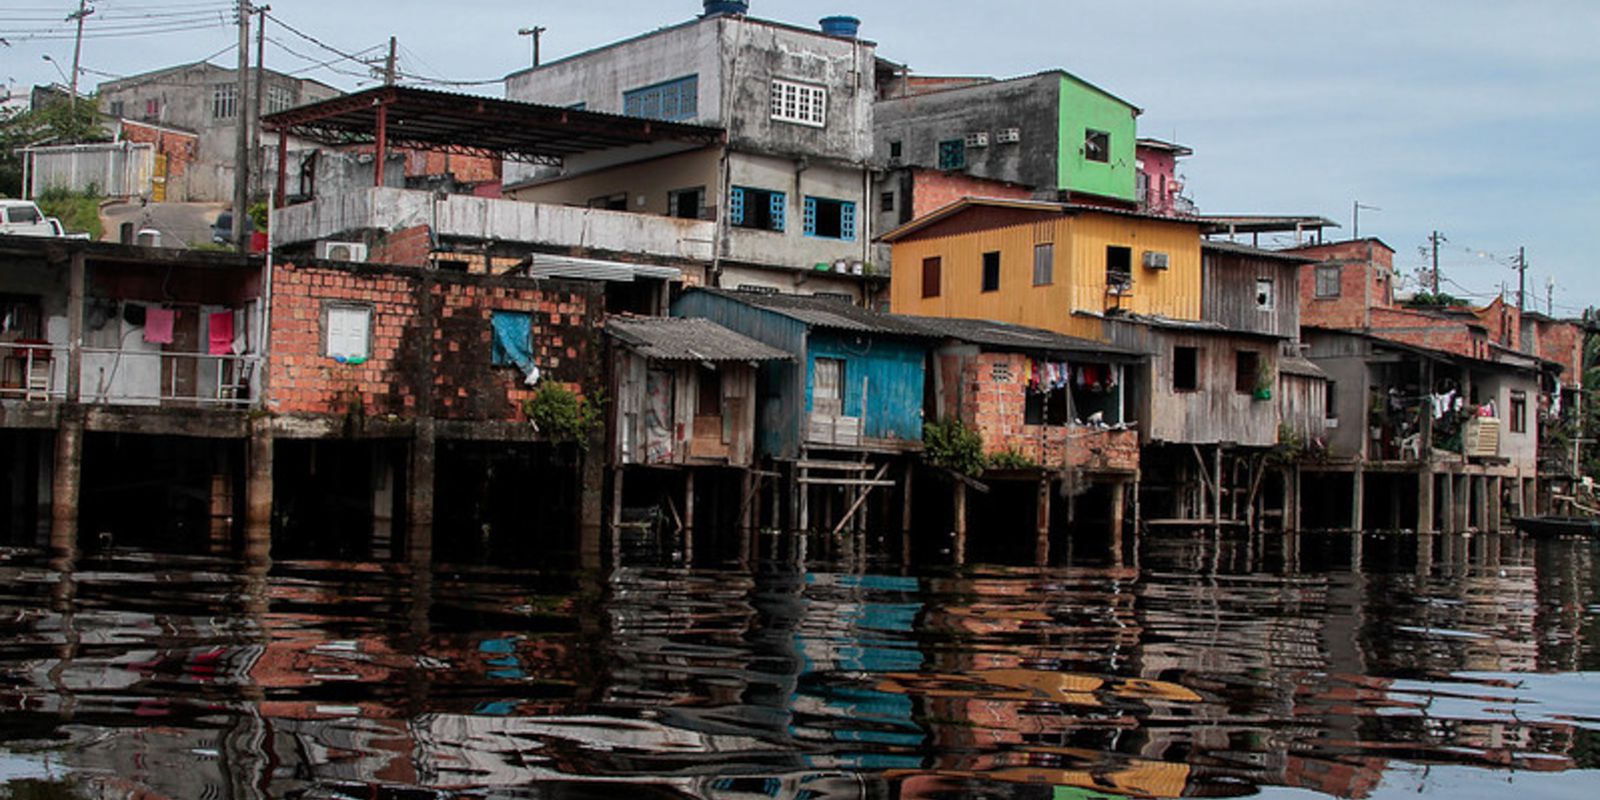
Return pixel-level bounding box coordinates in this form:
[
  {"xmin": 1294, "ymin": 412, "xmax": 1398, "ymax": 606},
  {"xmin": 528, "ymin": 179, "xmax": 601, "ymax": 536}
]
[
  {"xmin": 703, "ymin": 1, "xmax": 749, "ymax": 16},
  {"xmin": 819, "ymin": 15, "xmax": 861, "ymax": 38}
]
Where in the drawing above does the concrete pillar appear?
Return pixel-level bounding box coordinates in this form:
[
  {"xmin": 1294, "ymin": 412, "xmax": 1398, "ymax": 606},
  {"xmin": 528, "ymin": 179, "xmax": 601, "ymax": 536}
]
[
  {"xmin": 1453, "ymin": 475, "xmax": 1469, "ymax": 533},
  {"xmin": 1416, "ymin": 470, "xmax": 1435, "ymax": 534},
  {"xmin": 372, "ymin": 447, "xmax": 397, "ymax": 560},
  {"xmin": 50, "ymin": 414, "xmax": 84, "ymax": 552},
  {"xmin": 66, "ymin": 252, "xmax": 85, "ymax": 402},
  {"xmin": 610, "ymin": 467, "xmax": 624, "ymax": 533},
  {"xmin": 579, "ymin": 447, "xmax": 605, "ymax": 570},
  {"xmin": 1110, "ymin": 480, "xmax": 1127, "ymax": 535},
  {"xmin": 683, "ymin": 469, "xmax": 695, "ymax": 564},
  {"xmin": 1350, "ymin": 468, "xmax": 1365, "ymax": 532},
  {"xmin": 1035, "ymin": 478, "xmax": 1051, "ymax": 566},
  {"xmin": 407, "ymin": 419, "xmax": 435, "ymax": 567},
  {"xmin": 243, "ymin": 416, "xmax": 273, "ymax": 563},
  {"xmin": 1523, "ymin": 477, "xmax": 1538, "ymax": 519}
]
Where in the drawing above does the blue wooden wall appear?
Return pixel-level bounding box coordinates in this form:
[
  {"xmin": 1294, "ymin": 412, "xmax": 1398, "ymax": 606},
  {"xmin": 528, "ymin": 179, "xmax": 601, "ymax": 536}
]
[{"xmin": 807, "ymin": 332, "xmax": 926, "ymax": 444}]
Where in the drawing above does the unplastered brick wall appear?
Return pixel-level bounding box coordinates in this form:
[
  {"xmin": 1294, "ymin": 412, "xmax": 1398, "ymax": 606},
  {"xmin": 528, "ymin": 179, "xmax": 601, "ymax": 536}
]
[
  {"xmin": 267, "ymin": 260, "xmax": 602, "ymax": 422},
  {"xmin": 370, "ymin": 224, "xmax": 434, "ymax": 267},
  {"xmin": 958, "ymin": 351, "xmax": 1138, "ymax": 472},
  {"xmin": 1368, "ymin": 307, "xmax": 1488, "ymax": 361}
]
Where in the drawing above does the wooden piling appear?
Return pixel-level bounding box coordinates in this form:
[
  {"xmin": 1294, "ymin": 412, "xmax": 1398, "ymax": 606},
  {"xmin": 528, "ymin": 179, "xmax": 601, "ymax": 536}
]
[
  {"xmin": 1035, "ymin": 477, "xmax": 1051, "ymax": 566},
  {"xmin": 1417, "ymin": 469, "xmax": 1434, "ymax": 534},
  {"xmin": 50, "ymin": 413, "xmax": 84, "ymax": 552},
  {"xmin": 953, "ymin": 481, "xmax": 967, "ymax": 565}
]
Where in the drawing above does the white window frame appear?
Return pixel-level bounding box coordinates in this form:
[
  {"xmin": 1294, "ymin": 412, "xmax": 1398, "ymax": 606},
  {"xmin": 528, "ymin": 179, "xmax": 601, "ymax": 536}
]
[
  {"xmin": 212, "ymin": 83, "xmax": 237, "ymax": 120},
  {"xmin": 324, "ymin": 304, "xmax": 372, "ymax": 361},
  {"xmin": 770, "ymin": 78, "xmax": 827, "ymax": 128}
]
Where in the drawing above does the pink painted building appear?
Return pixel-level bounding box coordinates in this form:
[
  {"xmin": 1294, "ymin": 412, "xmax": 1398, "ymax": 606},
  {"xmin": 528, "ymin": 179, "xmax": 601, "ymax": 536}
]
[{"xmin": 1135, "ymin": 138, "xmax": 1194, "ymax": 217}]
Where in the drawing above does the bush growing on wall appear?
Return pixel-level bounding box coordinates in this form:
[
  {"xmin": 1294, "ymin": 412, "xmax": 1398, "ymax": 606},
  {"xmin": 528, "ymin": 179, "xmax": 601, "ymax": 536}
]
[
  {"xmin": 924, "ymin": 418, "xmax": 986, "ymax": 477},
  {"xmin": 525, "ymin": 384, "xmax": 603, "ymax": 448}
]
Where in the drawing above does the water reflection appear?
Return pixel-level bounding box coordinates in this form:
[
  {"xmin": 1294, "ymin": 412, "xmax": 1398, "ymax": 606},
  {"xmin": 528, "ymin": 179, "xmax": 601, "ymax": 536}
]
[{"xmin": 0, "ymin": 529, "xmax": 1596, "ymax": 798}]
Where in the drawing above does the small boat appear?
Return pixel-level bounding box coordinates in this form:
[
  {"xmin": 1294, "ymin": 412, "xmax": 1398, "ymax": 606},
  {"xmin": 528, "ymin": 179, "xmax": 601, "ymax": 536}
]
[{"xmin": 1510, "ymin": 516, "xmax": 1600, "ymax": 537}]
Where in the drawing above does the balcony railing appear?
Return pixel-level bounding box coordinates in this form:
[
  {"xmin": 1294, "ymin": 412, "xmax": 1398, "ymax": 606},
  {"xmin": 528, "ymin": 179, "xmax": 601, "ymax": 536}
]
[{"xmin": 2, "ymin": 342, "xmax": 259, "ymax": 408}]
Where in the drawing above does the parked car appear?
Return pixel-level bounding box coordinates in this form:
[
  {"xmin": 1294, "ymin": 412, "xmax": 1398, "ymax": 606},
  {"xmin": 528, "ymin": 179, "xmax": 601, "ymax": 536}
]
[
  {"xmin": 211, "ymin": 211, "xmax": 255, "ymax": 244},
  {"xmin": 0, "ymin": 200, "xmax": 61, "ymax": 237}
]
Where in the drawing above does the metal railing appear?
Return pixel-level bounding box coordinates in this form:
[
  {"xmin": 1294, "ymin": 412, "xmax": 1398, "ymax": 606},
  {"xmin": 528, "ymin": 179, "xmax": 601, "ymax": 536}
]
[
  {"xmin": 80, "ymin": 348, "xmax": 261, "ymax": 407},
  {"xmin": 0, "ymin": 341, "xmax": 67, "ymax": 401}
]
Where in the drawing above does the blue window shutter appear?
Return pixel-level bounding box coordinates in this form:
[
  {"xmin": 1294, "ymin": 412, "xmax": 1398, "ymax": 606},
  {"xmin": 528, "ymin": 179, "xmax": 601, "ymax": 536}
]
[
  {"xmin": 729, "ymin": 187, "xmax": 745, "ymax": 226},
  {"xmin": 803, "ymin": 197, "xmax": 817, "ymax": 236},
  {"xmin": 770, "ymin": 192, "xmax": 786, "ymax": 232},
  {"xmin": 841, "ymin": 201, "xmax": 856, "ymax": 241}
]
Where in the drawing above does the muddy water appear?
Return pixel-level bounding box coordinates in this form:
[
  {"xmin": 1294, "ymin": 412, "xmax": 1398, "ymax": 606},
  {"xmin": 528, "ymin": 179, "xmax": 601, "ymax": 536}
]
[{"xmin": 1, "ymin": 530, "xmax": 1597, "ymax": 799}]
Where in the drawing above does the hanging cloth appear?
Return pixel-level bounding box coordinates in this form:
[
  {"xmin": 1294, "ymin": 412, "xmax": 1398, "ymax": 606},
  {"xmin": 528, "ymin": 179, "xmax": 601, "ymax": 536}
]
[
  {"xmin": 144, "ymin": 307, "xmax": 175, "ymax": 345},
  {"xmin": 208, "ymin": 311, "xmax": 235, "ymax": 356}
]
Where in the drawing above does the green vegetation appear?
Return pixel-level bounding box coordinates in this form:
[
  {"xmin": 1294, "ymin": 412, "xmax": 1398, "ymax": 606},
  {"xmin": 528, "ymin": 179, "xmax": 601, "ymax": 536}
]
[
  {"xmin": 247, "ymin": 199, "xmax": 270, "ymax": 231},
  {"xmin": 35, "ymin": 187, "xmax": 103, "ymax": 239},
  {"xmin": 1406, "ymin": 291, "xmax": 1470, "ymax": 309},
  {"xmin": 923, "ymin": 418, "xmax": 986, "ymax": 477},
  {"xmin": 526, "ymin": 384, "xmax": 604, "ymax": 448},
  {"xmin": 0, "ymin": 96, "xmax": 108, "ymax": 196},
  {"xmin": 986, "ymin": 448, "xmax": 1039, "ymax": 471}
]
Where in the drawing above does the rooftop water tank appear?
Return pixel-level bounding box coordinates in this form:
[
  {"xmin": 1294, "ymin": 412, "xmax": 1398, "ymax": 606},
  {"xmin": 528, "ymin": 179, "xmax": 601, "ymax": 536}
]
[
  {"xmin": 703, "ymin": 1, "xmax": 749, "ymax": 16},
  {"xmin": 819, "ymin": 15, "xmax": 861, "ymax": 38}
]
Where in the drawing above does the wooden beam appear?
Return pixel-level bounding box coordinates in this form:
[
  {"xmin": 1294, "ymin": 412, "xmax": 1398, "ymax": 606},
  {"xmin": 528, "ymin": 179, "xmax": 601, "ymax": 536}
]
[
  {"xmin": 831, "ymin": 463, "xmax": 891, "ymax": 536},
  {"xmin": 798, "ymin": 476, "xmax": 898, "ymax": 487}
]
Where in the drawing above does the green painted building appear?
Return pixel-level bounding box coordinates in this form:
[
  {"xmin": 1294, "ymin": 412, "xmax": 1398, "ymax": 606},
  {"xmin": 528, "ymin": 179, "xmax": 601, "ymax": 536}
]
[{"xmin": 875, "ymin": 69, "xmax": 1143, "ymax": 210}]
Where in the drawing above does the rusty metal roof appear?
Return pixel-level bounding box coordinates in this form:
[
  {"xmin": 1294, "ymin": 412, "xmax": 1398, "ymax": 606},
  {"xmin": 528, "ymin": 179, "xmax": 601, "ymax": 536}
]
[
  {"xmin": 693, "ymin": 288, "xmax": 939, "ymax": 337},
  {"xmin": 607, "ymin": 316, "xmax": 792, "ymax": 363},
  {"xmin": 262, "ymin": 85, "xmax": 724, "ymax": 166}
]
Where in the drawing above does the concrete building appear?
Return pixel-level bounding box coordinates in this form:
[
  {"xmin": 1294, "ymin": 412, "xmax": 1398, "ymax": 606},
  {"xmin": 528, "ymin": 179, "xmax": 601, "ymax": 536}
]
[
  {"xmin": 96, "ymin": 62, "xmax": 340, "ymax": 201},
  {"xmin": 875, "ymin": 69, "xmax": 1142, "ymax": 208},
  {"xmin": 503, "ymin": 1, "xmax": 883, "ymax": 299}
]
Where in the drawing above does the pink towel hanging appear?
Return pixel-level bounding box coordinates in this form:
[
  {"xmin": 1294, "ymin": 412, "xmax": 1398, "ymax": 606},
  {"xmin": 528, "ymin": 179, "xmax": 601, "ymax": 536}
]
[
  {"xmin": 144, "ymin": 307, "xmax": 175, "ymax": 344},
  {"xmin": 208, "ymin": 311, "xmax": 235, "ymax": 355}
]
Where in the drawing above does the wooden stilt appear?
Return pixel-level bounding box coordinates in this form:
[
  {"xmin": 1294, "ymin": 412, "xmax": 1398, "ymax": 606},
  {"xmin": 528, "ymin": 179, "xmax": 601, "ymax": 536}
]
[
  {"xmin": 1212, "ymin": 446, "xmax": 1223, "ymax": 527},
  {"xmin": 1035, "ymin": 477, "xmax": 1051, "ymax": 566},
  {"xmin": 1110, "ymin": 480, "xmax": 1126, "ymax": 536},
  {"xmin": 1350, "ymin": 467, "xmax": 1364, "ymax": 532},
  {"xmin": 1474, "ymin": 475, "xmax": 1488, "ymax": 532},
  {"xmin": 1441, "ymin": 470, "xmax": 1456, "ymax": 532},
  {"xmin": 901, "ymin": 462, "xmax": 914, "ymax": 567},
  {"xmin": 683, "ymin": 469, "xmax": 696, "ymax": 562},
  {"xmin": 953, "ymin": 481, "xmax": 967, "ymax": 566},
  {"xmin": 1417, "ymin": 469, "xmax": 1435, "ymax": 533}
]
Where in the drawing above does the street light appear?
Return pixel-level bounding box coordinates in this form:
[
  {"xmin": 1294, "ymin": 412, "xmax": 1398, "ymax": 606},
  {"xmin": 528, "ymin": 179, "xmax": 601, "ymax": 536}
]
[{"xmin": 41, "ymin": 54, "xmax": 71, "ymax": 87}]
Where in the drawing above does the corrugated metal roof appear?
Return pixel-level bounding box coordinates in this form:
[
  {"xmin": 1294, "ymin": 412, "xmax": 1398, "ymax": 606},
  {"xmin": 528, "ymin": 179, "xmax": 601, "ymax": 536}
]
[
  {"xmin": 691, "ymin": 289, "xmax": 938, "ymax": 337},
  {"xmin": 902, "ymin": 315, "xmax": 1141, "ymax": 359},
  {"xmin": 607, "ymin": 316, "xmax": 791, "ymax": 363},
  {"xmin": 1202, "ymin": 239, "xmax": 1315, "ymax": 262},
  {"xmin": 1279, "ymin": 356, "xmax": 1327, "ymax": 379},
  {"xmin": 522, "ymin": 253, "xmax": 681, "ymax": 283}
]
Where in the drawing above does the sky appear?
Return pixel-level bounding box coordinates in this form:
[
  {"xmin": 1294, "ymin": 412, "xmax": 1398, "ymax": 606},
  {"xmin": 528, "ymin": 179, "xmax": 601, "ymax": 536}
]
[{"xmin": 4, "ymin": 0, "xmax": 1597, "ymax": 315}]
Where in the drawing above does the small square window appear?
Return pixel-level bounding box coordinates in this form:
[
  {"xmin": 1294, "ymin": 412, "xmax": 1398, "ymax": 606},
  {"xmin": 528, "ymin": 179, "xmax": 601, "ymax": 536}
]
[
  {"xmin": 1173, "ymin": 347, "xmax": 1199, "ymax": 392},
  {"xmin": 1315, "ymin": 265, "xmax": 1342, "ymax": 298},
  {"xmin": 880, "ymin": 191, "xmax": 896, "ymax": 213},
  {"xmin": 1106, "ymin": 245, "xmax": 1133, "ymax": 290},
  {"xmin": 1510, "ymin": 390, "xmax": 1527, "ymax": 433},
  {"xmin": 1235, "ymin": 350, "xmax": 1261, "ymax": 394},
  {"xmin": 803, "ymin": 196, "xmax": 856, "ymax": 241},
  {"xmin": 731, "ymin": 186, "xmax": 786, "ymax": 232},
  {"xmin": 770, "ymin": 78, "xmax": 827, "ymax": 127},
  {"xmin": 1084, "ymin": 129, "xmax": 1110, "ymax": 163},
  {"xmin": 889, "ymin": 140, "xmax": 903, "ymax": 159},
  {"xmin": 938, "ymin": 139, "xmax": 966, "ymax": 170},
  {"xmin": 981, "ymin": 251, "xmax": 1001, "ymax": 293},
  {"xmin": 1256, "ymin": 278, "xmax": 1274, "ymax": 310},
  {"xmin": 669, "ymin": 186, "xmax": 706, "ymax": 219},
  {"xmin": 921, "ymin": 257, "xmax": 942, "ymax": 299},
  {"xmin": 325, "ymin": 305, "xmax": 371, "ymax": 361}
]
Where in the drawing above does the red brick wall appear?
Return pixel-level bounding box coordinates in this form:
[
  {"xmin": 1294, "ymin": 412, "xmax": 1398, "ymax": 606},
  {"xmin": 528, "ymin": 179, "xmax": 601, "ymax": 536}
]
[
  {"xmin": 1536, "ymin": 320, "xmax": 1583, "ymax": 387},
  {"xmin": 1368, "ymin": 306, "xmax": 1490, "ymax": 360},
  {"xmin": 370, "ymin": 224, "xmax": 433, "ymax": 267},
  {"xmin": 1472, "ymin": 296, "xmax": 1520, "ymax": 349},
  {"xmin": 267, "ymin": 261, "xmax": 602, "ymax": 422},
  {"xmin": 120, "ymin": 120, "xmax": 198, "ymax": 179},
  {"xmin": 955, "ymin": 351, "xmax": 1138, "ymax": 472},
  {"xmin": 912, "ymin": 170, "xmax": 1035, "ymax": 219},
  {"xmin": 1298, "ymin": 260, "xmax": 1372, "ymax": 330}
]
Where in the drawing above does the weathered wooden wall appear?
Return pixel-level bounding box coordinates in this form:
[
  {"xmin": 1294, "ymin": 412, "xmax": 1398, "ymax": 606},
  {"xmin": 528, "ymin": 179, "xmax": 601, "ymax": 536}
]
[{"xmin": 1201, "ymin": 250, "xmax": 1301, "ymax": 339}]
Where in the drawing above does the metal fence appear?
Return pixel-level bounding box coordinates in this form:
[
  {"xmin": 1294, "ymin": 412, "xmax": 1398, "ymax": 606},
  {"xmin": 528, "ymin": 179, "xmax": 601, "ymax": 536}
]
[{"xmin": 23, "ymin": 141, "xmax": 154, "ymax": 199}]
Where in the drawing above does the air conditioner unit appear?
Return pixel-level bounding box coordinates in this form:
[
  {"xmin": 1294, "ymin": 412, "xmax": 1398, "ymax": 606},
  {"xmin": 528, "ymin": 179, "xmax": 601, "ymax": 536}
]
[
  {"xmin": 318, "ymin": 241, "xmax": 368, "ymax": 262},
  {"xmin": 996, "ymin": 128, "xmax": 1021, "ymax": 144},
  {"xmin": 965, "ymin": 132, "xmax": 989, "ymax": 148},
  {"xmin": 1143, "ymin": 251, "xmax": 1170, "ymax": 270}
]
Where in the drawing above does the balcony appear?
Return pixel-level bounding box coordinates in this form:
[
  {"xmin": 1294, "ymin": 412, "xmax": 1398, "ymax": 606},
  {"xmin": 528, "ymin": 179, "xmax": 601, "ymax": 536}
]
[
  {"xmin": 2, "ymin": 341, "xmax": 259, "ymax": 408},
  {"xmin": 273, "ymin": 187, "xmax": 716, "ymax": 263}
]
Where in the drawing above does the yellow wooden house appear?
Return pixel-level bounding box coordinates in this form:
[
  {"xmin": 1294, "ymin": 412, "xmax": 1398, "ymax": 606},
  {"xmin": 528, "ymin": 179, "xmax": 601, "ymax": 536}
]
[{"xmin": 881, "ymin": 198, "xmax": 1205, "ymax": 341}]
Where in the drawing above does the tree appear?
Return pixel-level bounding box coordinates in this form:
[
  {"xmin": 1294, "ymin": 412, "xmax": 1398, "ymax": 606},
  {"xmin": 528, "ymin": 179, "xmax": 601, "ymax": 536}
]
[{"xmin": 0, "ymin": 96, "xmax": 110, "ymax": 197}]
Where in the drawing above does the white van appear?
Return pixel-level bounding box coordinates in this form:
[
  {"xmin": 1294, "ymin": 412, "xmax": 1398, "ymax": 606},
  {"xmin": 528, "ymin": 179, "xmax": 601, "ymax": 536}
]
[{"xmin": 0, "ymin": 200, "xmax": 61, "ymax": 237}]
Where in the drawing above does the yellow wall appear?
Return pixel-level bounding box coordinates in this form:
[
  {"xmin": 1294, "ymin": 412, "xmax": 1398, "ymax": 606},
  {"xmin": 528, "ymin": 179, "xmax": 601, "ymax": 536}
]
[{"xmin": 890, "ymin": 211, "xmax": 1202, "ymax": 340}]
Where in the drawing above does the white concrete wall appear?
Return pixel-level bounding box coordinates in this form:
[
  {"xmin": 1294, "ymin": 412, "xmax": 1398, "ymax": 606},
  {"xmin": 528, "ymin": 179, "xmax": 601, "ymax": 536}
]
[{"xmin": 723, "ymin": 152, "xmax": 870, "ymax": 269}]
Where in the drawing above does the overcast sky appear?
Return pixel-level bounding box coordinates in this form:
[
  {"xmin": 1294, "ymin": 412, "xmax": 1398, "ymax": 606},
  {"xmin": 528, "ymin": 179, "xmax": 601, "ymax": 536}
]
[{"xmin": 5, "ymin": 0, "xmax": 1597, "ymax": 314}]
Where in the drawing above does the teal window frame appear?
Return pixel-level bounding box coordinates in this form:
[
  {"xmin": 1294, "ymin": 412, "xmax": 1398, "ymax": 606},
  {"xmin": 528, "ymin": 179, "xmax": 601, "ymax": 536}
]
[{"xmin": 623, "ymin": 75, "xmax": 698, "ymax": 121}]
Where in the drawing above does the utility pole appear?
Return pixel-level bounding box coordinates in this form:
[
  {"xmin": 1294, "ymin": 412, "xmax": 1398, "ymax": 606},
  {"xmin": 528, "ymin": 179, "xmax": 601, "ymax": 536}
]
[
  {"xmin": 66, "ymin": 1, "xmax": 92, "ymax": 110},
  {"xmin": 384, "ymin": 36, "xmax": 397, "ymax": 85},
  {"xmin": 233, "ymin": 2, "xmax": 251, "ymax": 251},
  {"xmin": 1428, "ymin": 230, "xmax": 1446, "ymax": 295},
  {"xmin": 1548, "ymin": 276, "xmax": 1556, "ymax": 316},
  {"xmin": 1515, "ymin": 246, "xmax": 1527, "ymax": 312},
  {"xmin": 519, "ymin": 26, "xmax": 547, "ymax": 68},
  {"xmin": 251, "ymin": 5, "xmax": 270, "ymax": 198}
]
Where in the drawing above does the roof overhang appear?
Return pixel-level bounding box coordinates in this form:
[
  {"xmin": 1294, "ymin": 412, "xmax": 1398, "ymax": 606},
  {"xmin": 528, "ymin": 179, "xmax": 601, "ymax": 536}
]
[{"xmin": 263, "ymin": 85, "xmax": 725, "ymax": 166}]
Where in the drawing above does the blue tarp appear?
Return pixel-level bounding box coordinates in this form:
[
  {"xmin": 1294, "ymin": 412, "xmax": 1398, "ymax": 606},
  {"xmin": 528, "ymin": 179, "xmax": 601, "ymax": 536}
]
[{"xmin": 491, "ymin": 311, "xmax": 534, "ymax": 373}]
